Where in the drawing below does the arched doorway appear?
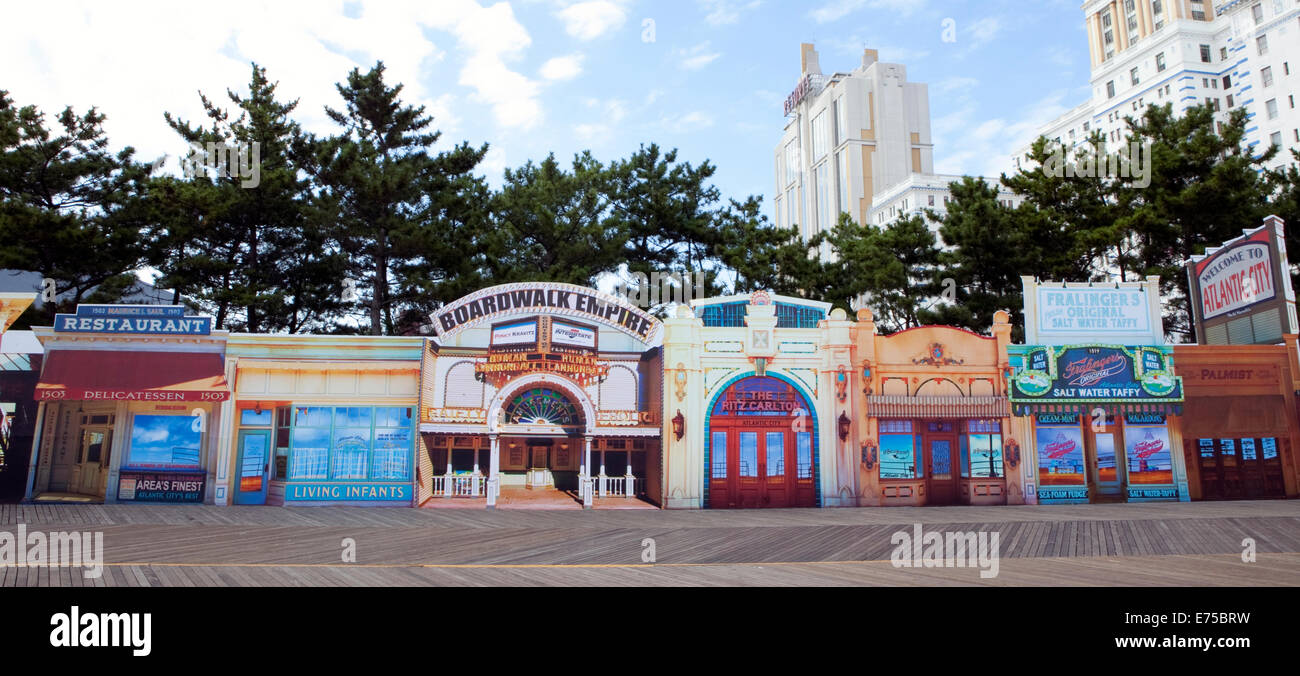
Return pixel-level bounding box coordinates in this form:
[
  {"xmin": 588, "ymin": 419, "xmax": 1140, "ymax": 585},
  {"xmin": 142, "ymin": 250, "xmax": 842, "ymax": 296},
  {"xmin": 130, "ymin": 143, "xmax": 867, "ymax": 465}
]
[{"xmin": 707, "ymin": 376, "xmax": 817, "ymax": 508}]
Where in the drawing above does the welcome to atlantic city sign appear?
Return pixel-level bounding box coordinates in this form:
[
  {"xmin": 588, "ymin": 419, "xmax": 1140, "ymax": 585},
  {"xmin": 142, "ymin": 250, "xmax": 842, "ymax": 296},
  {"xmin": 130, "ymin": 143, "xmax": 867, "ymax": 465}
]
[{"xmin": 433, "ymin": 282, "xmax": 662, "ymax": 344}]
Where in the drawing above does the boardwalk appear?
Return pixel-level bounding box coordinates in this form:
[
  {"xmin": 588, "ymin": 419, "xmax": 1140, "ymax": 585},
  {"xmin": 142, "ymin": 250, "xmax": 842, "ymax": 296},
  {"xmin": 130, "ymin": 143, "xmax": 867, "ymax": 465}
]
[{"xmin": 2, "ymin": 501, "xmax": 1298, "ymax": 586}]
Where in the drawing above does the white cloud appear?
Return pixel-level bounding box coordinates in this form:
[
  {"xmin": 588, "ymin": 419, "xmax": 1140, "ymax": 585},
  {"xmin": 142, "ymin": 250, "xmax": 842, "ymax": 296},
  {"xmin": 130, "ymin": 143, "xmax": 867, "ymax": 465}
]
[
  {"xmin": 809, "ymin": 0, "xmax": 927, "ymax": 24},
  {"xmin": 0, "ymin": 0, "xmax": 544, "ymax": 166},
  {"xmin": 933, "ymin": 89, "xmax": 1075, "ymax": 178},
  {"xmin": 674, "ymin": 42, "xmax": 722, "ymax": 70},
  {"xmin": 541, "ymin": 54, "xmax": 585, "ymax": 81},
  {"xmin": 699, "ymin": 0, "xmax": 762, "ymax": 25},
  {"xmin": 556, "ymin": 0, "xmax": 628, "ymax": 41},
  {"xmin": 964, "ymin": 17, "xmax": 1003, "ymax": 51},
  {"xmin": 660, "ymin": 111, "xmax": 715, "ymax": 134}
]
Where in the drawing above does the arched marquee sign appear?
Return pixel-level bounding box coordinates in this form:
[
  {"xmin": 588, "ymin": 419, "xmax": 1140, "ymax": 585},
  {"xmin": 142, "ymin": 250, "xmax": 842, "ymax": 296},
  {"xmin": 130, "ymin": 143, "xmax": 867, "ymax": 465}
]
[{"xmin": 432, "ymin": 282, "xmax": 662, "ymax": 345}]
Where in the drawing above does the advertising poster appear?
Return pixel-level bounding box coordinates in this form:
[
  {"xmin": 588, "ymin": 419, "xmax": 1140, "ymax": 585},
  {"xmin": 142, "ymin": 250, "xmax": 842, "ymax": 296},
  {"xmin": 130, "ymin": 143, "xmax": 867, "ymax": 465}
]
[
  {"xmin": 118, "ymin": 471, "xmax": 205, "ymax": 503},
  {"xmin": 1036, "ymin": 422, "xmax": 1084, "ymax": 486},
  {"xmin": 1126, "ymin": 426, "xmax": 1173, "ymax": 484},
  {"xmin": 551, "ymin": 320, "xmax": 597, "ymax": 350}
]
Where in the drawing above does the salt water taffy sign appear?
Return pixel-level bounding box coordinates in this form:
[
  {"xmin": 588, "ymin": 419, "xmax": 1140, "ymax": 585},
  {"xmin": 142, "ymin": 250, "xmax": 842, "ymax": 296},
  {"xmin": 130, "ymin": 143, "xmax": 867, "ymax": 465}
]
[
  {"xmin": 1011, "ymin": 344, "xmax": 1182, "ymax": 414},
  {"xmin": 54, "ymin": 305, "xmax": 212, "ymax": 335}
]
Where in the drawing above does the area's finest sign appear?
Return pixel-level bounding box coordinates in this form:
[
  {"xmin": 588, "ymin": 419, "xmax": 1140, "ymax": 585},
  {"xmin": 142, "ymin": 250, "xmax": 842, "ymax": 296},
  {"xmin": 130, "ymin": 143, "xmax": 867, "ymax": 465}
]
[
  {"xmin": 55, "ymin": 304, "xmax": 212, "ymax": 335},
  {"xmin": 433, "ymin": 283, "xmax": 660, "ymax": 343},
  {"xmin": 1036, "ymin": 287, "xmax": 1150, "ymax": 335}
]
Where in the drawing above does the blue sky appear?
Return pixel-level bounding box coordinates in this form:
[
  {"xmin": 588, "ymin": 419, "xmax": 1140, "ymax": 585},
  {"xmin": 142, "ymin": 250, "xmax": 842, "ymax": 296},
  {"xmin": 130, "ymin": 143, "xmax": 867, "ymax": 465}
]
[{"xmin": 3, "ymin": 0, "xmax": 1093, "ymax": 221}]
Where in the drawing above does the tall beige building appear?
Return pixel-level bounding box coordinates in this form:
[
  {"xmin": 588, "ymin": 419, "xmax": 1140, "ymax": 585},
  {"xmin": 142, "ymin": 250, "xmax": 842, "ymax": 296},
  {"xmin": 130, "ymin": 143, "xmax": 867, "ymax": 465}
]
[{"xmin": 776, "ymin": 44, "xmax": 1020, "ymax": 255}]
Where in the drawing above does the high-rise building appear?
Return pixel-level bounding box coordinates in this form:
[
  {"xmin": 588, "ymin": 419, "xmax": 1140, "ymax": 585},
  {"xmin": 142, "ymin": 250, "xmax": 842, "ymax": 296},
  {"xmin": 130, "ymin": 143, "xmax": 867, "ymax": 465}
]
[
  {"xmin": 1015, "ymin": 0, "xmax": 1300, "ymax": 174},
  {"xmin": 776, "ymin": 44, "xmax": 1020, "ymax": 255}
]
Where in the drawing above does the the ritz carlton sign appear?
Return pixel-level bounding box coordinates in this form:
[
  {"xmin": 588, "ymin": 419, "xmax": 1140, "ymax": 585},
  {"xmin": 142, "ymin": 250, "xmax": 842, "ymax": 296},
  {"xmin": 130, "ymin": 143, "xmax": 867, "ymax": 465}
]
[{"xmin": 434, "ymin": 285, "xmax": 658, "ymax": 340}]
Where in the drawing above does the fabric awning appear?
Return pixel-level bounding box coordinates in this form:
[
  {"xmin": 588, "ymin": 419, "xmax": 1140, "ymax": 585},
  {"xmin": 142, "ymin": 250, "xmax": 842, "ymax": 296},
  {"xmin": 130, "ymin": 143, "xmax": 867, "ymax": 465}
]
[
  {"xmin": 866, "ymin": 395, "xmax": 1009, "ymax": 418},
  {"xmin": 36, "ymin": 350, "xmax": 229, "ymax": 402}
]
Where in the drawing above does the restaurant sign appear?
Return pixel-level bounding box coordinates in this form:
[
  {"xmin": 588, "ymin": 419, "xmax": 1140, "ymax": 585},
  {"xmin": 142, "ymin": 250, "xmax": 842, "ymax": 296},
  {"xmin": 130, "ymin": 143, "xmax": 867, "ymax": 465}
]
[
  {"xmin": 55, "ymin": 304, "xmax": 212, "ymax": 335},
  {"xmin": 1011, "ymin": 345, "xmax": 1182, "ymax": 413}
]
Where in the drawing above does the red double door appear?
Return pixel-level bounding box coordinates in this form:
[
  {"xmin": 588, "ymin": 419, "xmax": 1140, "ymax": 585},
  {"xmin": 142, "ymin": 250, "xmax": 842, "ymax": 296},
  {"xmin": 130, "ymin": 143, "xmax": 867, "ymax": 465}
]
[{"xmin": 709, "ymin": 423, "xmax": 816, "ymax": 509}]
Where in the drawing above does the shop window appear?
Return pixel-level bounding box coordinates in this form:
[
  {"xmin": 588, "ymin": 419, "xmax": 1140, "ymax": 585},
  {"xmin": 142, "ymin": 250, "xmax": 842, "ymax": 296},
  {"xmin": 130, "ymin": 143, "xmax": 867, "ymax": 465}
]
[
  {"xmin": 1124, "ymin": 422, "xmax": 1173, "ymax": 485},
  {"xmin": 739, "ymin": 432, "xmax": 759, "ymax": 477},
  {"xmin": 240, "ymin": 409, "xmax": 273, "ymax": 426},
  {"xmin": 879, "ymin": 420, "xmax": 916, "ymax": 479},
  {"xmin": 797, "ymin": 432, "xmax": 813, "ymax": 479},
  {"xmin": 126, "ymin": 414, "xmax": 203, "ymax": 470},
  {"xmin": 1035, "ymin": 415, "xmax": 1085, "ymax": 487},
  {"xmin": 711, "ymin": 431, "xmax": 728, "ymax": 478},
  {"xmin": 289, "ymin": 406, "xmax": 413, "ymax": 482},
  {"xmin": 966, "ymin": 431, "xmax": 1004, "ymax": 479}
]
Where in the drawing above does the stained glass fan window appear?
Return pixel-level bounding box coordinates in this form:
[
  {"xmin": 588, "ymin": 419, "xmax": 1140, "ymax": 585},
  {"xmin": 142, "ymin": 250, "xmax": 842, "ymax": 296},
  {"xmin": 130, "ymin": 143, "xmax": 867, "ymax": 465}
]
[{"xmin": 504, "ymin": 388, "xmax": 580, "ymax": 426}]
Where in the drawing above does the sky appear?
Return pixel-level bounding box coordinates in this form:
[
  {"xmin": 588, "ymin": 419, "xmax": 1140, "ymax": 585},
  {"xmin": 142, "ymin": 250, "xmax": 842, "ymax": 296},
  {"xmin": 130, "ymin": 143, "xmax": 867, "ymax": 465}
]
[{"xmin": 1, "ymin": 0, "xmax": 1094, "ymax": 224}]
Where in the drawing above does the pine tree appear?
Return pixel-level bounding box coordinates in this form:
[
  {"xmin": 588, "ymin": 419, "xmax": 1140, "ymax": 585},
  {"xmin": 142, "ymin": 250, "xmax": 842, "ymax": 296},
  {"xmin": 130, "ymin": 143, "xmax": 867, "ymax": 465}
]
[
  {"xmin": 302, "ymin": 61, "xmax": 488, "ymax": 335},
  {"xmin": 0, "ymin": 90, "xmax": 152, "ymax": 326}
]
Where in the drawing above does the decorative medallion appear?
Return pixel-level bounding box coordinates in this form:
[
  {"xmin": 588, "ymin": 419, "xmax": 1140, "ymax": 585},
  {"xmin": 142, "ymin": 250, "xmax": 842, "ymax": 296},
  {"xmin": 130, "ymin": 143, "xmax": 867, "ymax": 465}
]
[{"xmin": 912, "ymin": 342, "xmax": 965, "ymax": 367}]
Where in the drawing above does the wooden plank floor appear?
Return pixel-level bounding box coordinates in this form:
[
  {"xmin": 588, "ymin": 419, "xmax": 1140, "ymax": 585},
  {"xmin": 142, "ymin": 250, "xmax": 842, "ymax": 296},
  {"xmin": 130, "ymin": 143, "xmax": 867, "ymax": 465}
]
[{"xmin": 2, "ymin": 501, "xmax": 1298, "ymax": 586}]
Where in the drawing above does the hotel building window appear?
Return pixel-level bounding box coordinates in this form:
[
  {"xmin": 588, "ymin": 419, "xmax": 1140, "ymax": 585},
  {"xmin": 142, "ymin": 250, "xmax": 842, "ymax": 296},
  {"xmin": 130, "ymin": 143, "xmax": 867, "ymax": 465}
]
[
  {"xmin": 1267, "ymin": 98, "xmax": 1279, "ymax": 119},
  {"xmin": 1272, "ymin": 131, "xmax": 1284, "ymax": 150},
  {"xmin": 1253, "ymin": 3, "xmax": 1264, "ymax": 24},
  {"xmin": 1107, "ymin": 80, "xmax": 1116, "ymax": 98},
  {"xmin": 1190, "ymin": 0, "xmax": 1205, "ymax": 20},
  {"xmin": 837, "ymin": 150, "xmax": 850, "ymax": 214},
  {"xmin": 812, "ymin": 111, "xmax": 828, "ymax": 161},
  {"xmin": 1258, "ymin": 35, "xmax": 1269, "ymax": 56},
  {"xmin": 1125, "ymin": 0, "xmax": 1139, "ymax": 43},
  {"xmin": 1131, "ymin": 67, "xmax": 1140, "ymax": 85},
  {"xmin": 1156, "ymin": 53, "xmax": 1166, "ymax": 71},
  {"xmin": 1262, "ymin": 66, "xmax": 1274, "ymax": 87},
  {"xmin": 1223, "ymin": 75, "xmax": 1231, "ymax": 89},
  {"xmin": 1200, "ymin": 44, "xmax": 1211, "ymax": 63},
  {"xmin": 816, "ymin": 162, "xmax": 831, "ymax": 233},
  {"xmin": 1102, "ymin": 10, "xmax": 1115, "ymax": 59}
]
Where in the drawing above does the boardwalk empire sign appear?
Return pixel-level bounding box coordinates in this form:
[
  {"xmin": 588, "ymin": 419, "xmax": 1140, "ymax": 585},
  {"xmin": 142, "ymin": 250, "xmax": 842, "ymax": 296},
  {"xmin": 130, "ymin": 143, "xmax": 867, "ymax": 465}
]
[{"xmin": 433, "ymin": 283, "xmax": 659, "ymax": 342}]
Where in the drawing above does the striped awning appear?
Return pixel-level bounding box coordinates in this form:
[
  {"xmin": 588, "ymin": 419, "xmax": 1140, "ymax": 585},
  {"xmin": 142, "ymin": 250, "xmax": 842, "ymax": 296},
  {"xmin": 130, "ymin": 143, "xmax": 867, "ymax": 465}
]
[
  {"xmin": 866, "ymin": 395, "xmax": 1009, "ymax": 418},
  {"xmin": 1012, "ymin": 402, "xmax": 1183, "ymax": 416}
]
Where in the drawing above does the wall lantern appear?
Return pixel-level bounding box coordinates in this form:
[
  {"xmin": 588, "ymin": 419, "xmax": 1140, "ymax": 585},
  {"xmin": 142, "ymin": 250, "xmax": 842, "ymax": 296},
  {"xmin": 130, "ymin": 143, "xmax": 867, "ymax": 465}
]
[
  {"xmin": 861, "ymin": 440, "xmax": 877, "ymax": 470},
  {"xmin": 672, "ymin": 410, "xmax": 685, "ymax": 441},
  {"xmin": 1005, "ymin": 439, "xmax": 1021, "ymax": 469},
  {"xmin": 837, "ymin": 411, "xmax": 851, "ymax": 442}
]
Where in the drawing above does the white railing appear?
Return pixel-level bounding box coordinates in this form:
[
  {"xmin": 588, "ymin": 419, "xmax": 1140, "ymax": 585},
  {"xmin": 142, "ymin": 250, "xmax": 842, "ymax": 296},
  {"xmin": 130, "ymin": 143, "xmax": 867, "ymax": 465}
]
[
  {"xmin": 431, "ymin": 474, "xmax": 485, "ymax": 497},
  {"xmin": 596, "ymin": 476, "xmax": 639, "ymax": 498}
]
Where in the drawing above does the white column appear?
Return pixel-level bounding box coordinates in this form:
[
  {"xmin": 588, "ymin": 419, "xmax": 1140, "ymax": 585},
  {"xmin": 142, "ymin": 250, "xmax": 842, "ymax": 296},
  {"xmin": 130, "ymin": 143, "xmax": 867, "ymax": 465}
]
[
  {"xmin": 487, "ymin": 434, "xmax": 500, "ymax": 508},
  {"xmin": 22, "ymin": 401, "xmax": 48, "ymax": 501},
  {"xmin": 599, "ymin": 448, "xmax": 607, "ymax": 497},
  {"xmin": 583, "ymin": 436, "xmax": 593, "ymax": 508},
  {"xmin": 444, "ymin": 442, "xmax": 453, "ymax": 498},
  {"xmin": 625, "ymin": 450, "xmax": 634, "ymax": 498},
  {"xmin": 472, "ymin": 445, "xmax": 481, "ymax": 496}
]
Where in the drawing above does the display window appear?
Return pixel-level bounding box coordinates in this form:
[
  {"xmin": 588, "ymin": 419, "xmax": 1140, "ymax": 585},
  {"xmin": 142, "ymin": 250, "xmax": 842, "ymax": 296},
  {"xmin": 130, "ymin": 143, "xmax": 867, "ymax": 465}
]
[{"xmin": 126, "ymin": 413, "xmax": 204, "ymax": 470}]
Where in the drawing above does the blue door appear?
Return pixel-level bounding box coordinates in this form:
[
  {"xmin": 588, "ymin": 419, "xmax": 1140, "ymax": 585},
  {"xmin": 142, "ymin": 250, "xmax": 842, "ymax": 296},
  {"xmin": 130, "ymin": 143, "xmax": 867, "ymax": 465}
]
[{"xmin": 234, "ymin": 430, "xmax": 271, "ymax": 505}]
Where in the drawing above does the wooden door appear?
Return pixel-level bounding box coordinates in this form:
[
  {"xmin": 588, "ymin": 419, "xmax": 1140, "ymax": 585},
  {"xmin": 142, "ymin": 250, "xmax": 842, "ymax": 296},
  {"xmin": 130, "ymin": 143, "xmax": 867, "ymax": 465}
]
[
  {"xmin": 233, "ymin": 429, "xmax": 271, "ymax": 505},
  {"xmin": 77, "ymin": 429, "xmax": 109, "ymax": 496},
  {"xmin": 926, "ymin": 436, "xmax": 957, "ymax": 505},
  {"xmin": 762, "ymin": 431, "xmax": 789, "ymax": 508}
]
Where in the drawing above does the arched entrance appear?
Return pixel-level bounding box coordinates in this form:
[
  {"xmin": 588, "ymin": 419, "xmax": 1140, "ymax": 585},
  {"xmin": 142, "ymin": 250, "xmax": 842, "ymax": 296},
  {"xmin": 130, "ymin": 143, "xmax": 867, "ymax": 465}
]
[{"xmin": 707, "ymin": 376, "xmax": 818, "ymax": 508}]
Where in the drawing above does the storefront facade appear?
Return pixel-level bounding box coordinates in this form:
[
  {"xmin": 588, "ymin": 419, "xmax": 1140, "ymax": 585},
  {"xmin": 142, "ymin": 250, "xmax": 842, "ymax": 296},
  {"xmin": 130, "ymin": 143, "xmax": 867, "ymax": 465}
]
[
  {"xmin": 25, "ymin": 305, "xmax": 231, "ymax": 504},
  {"xmin": 1009, "ymin": 277, "xmax": 1190, "ymax": 504},
  {"xmin": 1174, "ymin": 338, "xmax": 1300, "ymax": 500},
  {"xmin": 662, "ymin": 291, "xmax": 848, "ymax": 509},
  {"xmin": 0, "ymin": 293, "xmax": 40, "ymax": 501},
  {"xmin": 856, "ymin": 309, "xmax": 1021, "ymax": 506},
  {"xmin": 218, "ymin": 334, "xmax": 424, "ymax": 507},
  {"xmin": 419, "ymin": 283, "xmax": 663, "ymax": 508}
]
